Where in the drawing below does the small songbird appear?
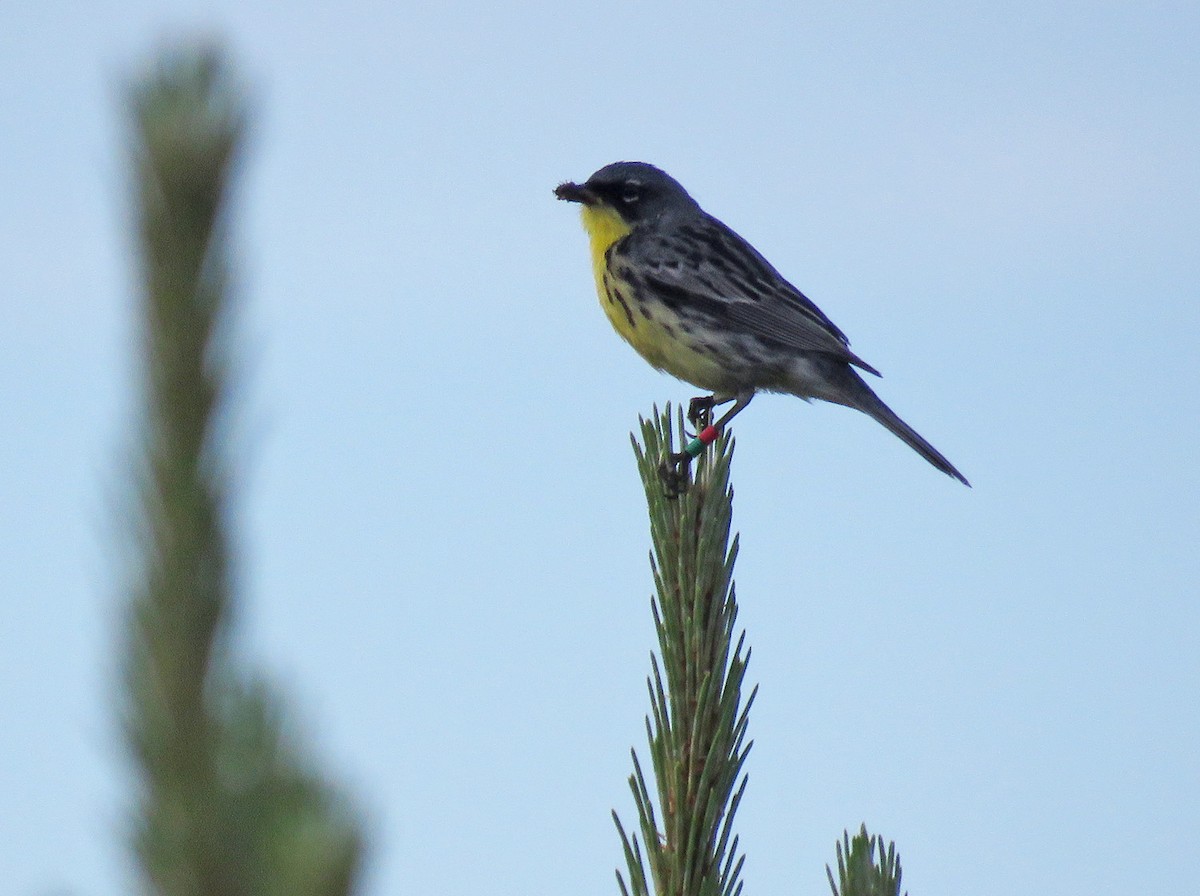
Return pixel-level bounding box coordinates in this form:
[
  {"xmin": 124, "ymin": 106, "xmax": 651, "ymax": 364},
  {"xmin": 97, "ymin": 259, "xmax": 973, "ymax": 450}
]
[{"xmin": 555, "ymin": 161, "xmax": 969, "ymax": 488}]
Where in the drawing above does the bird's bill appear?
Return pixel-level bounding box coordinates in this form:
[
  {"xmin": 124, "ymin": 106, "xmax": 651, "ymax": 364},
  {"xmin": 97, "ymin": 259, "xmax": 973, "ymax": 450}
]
[{"xmin": 554, "ymin": 181, "xmax": 598, "ymax": 205}]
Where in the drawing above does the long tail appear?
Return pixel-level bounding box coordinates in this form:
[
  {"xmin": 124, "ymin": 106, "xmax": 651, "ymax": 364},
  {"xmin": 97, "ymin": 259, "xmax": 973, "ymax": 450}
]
[{"xmin": 853, "ymin": 380, "xmax": 970, "ymax": 486}]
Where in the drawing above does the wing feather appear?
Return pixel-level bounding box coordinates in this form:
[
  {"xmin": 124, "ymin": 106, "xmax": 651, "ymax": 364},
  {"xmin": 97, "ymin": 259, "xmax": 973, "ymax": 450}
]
[{"xmin": 626, "ymin": 214, "xmax": 880, "ymax": 376}]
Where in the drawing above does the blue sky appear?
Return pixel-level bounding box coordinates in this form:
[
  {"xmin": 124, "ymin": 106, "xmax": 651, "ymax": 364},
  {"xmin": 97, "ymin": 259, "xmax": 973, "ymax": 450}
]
[{"xmin": 2, "ymin": 2, "xmax": 1197, "ymax": 894}]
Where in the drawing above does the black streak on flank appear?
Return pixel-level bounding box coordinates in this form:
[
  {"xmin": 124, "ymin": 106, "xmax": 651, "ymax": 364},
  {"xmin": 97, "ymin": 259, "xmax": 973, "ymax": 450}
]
[
  {"xmin": 610, "ymin": 286, "xmax": 637, "ymax": 328},
  {"xmin": 615, "ymin": 265, "xmax": 642, "ymax": 290}
]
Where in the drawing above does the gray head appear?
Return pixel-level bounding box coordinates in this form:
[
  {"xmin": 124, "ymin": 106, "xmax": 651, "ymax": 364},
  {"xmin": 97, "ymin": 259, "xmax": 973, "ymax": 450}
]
[{"xmin": 555, "ymin": 161, "xmax": 701, "ymax": 225}]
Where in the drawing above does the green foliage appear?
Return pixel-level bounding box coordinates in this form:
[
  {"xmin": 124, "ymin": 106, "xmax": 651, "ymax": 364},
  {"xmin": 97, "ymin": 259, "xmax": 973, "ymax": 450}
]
[
  {"xmin": 617, "ymin": 408, "xmax": 756, "ymax": 896},
  {"xmin": 121, "ymin": 45, "xmax": 364, "ymax": 896},
  {"xmin": 619, "ymin": 410, "xmax": 911, "ymax": 896},
  {"xmin": 826, "ymin": 826, "xmax": 905, "ymax": 896}
]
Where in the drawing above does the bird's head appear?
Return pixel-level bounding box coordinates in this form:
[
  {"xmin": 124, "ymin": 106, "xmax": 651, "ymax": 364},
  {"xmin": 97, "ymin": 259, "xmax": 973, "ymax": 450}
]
[{"xmin": 555, "ymin": 161, "xmax": 699, "ymax": 227}]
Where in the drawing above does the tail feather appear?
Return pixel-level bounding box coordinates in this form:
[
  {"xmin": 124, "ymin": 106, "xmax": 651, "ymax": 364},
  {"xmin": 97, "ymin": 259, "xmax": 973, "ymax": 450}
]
[
  {"xmin": 856, "ymin": 386, "xmax": 970, "ymax": 487},
  {"xmin": 784, "ymin": 359, "xmax": 970, "ymax": 486}
]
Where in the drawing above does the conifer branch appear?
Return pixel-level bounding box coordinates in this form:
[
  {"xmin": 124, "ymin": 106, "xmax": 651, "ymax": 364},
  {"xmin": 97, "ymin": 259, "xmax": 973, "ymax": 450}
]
[
  {"xmin": 826, "ymin": 825, "xmax": 906, "ymax": 896},
  {"xmin": 617, "ymin": 407, "xmax": 756, "ymax": 896},
  {"xmin": 121, "ymin": 44, "xmax": 364, "ymax": 896}
]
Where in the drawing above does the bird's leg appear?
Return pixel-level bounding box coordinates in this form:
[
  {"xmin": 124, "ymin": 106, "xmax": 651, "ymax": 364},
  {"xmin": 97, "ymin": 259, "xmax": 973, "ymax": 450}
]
[
  {"xmin": 711, "ymin": 390, "xmax": 754, "ymax": 430},
  {"xmin": 686, "ymin": 393, "xmax": 736, "ymax": 430},
  {"xmin": 687, "ymin": 395, "xmax": 715, "ymax": 429},
  {"xmin": 659, "ymin": 391, "xmax": 754, "ymax": 497}
]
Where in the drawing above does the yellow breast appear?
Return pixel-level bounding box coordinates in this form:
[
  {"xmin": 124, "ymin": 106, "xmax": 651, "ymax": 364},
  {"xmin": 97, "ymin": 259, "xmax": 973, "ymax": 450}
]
[
  {"xmin": 580, "ymin": 203, "xmax": 640, "ymax": 344},
  {"xmin": 576, "ymin": 206, "xmax": 732, "ymax": 392}
]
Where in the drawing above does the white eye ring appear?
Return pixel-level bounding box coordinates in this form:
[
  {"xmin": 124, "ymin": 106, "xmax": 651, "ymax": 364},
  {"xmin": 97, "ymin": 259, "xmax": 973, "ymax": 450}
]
[{"xmin": 622, "ymin": 188, "xmax": 641, "ymax": 204}]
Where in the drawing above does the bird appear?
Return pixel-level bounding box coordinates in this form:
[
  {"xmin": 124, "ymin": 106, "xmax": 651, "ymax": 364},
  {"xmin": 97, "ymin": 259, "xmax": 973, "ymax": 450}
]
[{"xmin": 554, "ymin": 161, "xmax": 969, "ymax": 490}]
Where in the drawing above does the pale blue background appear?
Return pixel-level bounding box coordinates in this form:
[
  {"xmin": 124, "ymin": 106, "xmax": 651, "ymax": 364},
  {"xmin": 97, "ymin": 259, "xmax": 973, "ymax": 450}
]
[{"xmin": 2, "ymin": 2, "xmax": 1197, "ymax": 894}]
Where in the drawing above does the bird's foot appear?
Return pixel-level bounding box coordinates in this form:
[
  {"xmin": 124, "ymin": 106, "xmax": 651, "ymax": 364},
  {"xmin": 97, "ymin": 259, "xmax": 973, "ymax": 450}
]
[
  {"xmin": 687, "ymin": 395, "xmax": 715, "ymax": 430},
  {"xmin": 657, "ymin": 451, "xmax": 693, "ymax": 499}
]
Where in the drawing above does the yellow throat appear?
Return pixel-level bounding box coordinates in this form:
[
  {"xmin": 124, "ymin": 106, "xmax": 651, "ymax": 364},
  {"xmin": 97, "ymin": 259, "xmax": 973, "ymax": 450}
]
[{"xmin": 579, "ymin": 204, "xmax": 632, "ymax": 293}]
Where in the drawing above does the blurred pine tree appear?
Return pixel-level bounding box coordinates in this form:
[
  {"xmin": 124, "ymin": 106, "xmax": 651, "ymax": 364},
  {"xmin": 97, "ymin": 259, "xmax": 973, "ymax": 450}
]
[{"xmin": 121, "ymin": 45, "xmax": 365, "ymax": 896}]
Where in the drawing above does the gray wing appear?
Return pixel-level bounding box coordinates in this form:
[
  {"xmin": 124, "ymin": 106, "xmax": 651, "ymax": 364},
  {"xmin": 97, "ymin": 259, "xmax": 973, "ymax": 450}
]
[{"xmin": 625, "ymin": 213, "xmax": 880, "ymax": 376}]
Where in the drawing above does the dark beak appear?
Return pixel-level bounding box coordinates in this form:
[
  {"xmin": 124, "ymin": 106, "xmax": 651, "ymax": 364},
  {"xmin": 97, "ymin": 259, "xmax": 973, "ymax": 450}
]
[{"xmin": 554, "ymin": 181, "xmax": 597, "ymax": 205}]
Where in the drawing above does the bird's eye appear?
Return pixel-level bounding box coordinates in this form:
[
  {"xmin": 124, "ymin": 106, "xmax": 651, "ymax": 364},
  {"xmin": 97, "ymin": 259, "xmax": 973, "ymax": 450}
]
[{"xmin": 621, "ymin": 186, "xmax": 642, "ymax": 204}]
